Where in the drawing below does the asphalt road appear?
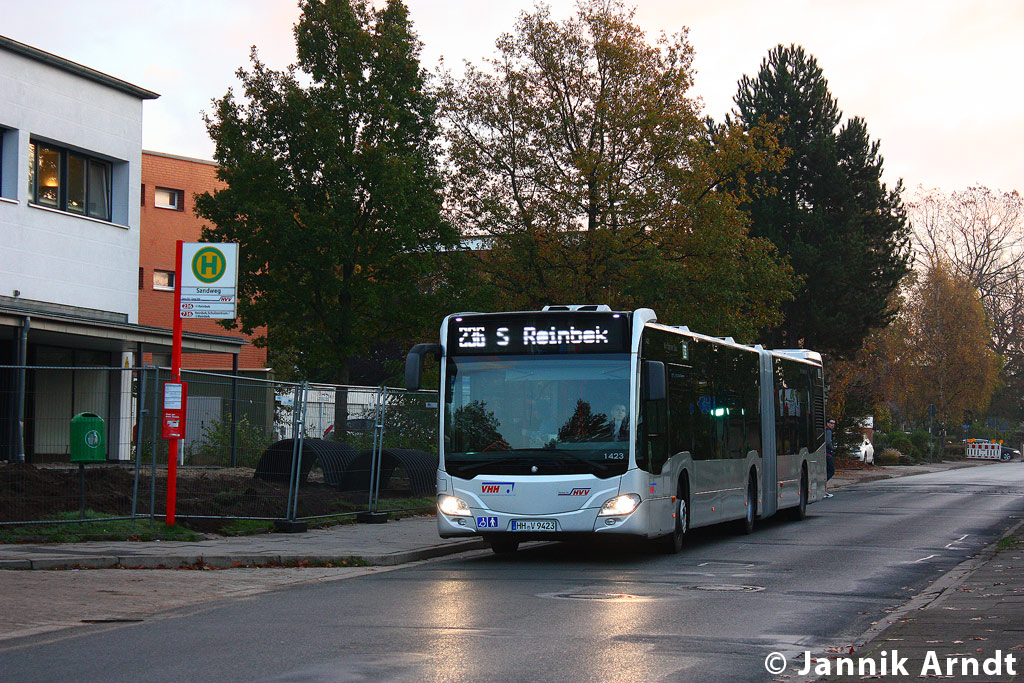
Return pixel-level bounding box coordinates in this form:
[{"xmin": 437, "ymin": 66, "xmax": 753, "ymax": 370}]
[{"xmin": 2, "ymin": 464, "xmax": 1023, "ymax": 682}]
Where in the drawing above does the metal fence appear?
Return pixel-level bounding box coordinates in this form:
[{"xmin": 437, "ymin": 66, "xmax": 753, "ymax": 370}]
[{"xmin": 0, "ymin": 364, "xmax": 439, "ymax": 529}]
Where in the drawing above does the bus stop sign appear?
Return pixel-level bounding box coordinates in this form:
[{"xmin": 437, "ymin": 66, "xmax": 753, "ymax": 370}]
[{"xmin": 162, "ymin": 382, "xmax": 188, "ymax": 440}]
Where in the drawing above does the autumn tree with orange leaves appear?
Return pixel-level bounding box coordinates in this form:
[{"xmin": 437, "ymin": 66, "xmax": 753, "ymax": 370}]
[
  {"xmin": 439, "ymin": 0, "xmax": 792, "ymax": 340},
  {"xmin": 878, "ymin": 260, "xmax": 1000, "ymax": 425},
  {"xmin": 910, "ymin": 186, "xmax": 1024, "ymax": 418}
]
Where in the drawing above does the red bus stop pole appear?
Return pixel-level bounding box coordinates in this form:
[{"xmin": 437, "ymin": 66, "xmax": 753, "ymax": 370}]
[{"xmin": 167, "ymin": 240, "xmax": 183, "ymax": 526}]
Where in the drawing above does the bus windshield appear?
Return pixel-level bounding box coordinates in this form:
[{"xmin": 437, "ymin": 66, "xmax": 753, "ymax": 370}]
[{"xmin": 444, "ymin": 354, "xmax": 631, "ymax": 478}]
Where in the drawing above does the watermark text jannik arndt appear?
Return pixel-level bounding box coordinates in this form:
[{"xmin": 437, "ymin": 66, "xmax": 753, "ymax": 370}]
[{"xmin": 765, "ymin": 649, "xmax": 1019, "ymax": 677}]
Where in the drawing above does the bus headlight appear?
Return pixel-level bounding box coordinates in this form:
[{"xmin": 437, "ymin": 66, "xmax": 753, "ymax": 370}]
[
  {"xmin": 598, "ymin": 493, "xmax": 641, "ymax": 516},
  {"xmin": 438, "ymin": 495, "xmax": 472, "ymax": 517}
]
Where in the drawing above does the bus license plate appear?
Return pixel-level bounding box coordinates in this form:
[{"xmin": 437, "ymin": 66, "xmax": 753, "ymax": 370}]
[{"xmin": 511, "ymin": 520, "xmax": 557, "ymax": 532}]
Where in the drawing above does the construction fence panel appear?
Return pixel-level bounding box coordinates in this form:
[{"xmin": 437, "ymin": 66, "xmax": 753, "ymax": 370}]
[
  {"xmin": 136, "ymin": 369, "xmax": 300, "ymax": 524},
  {"xmin": 1, "ymin": 365, "xmax": 441, "ymax": 529},
  {"xmin": 288, "ymin": 385, "xmax": 439, "ymax": 522},
  {"xmin": 0, "ymin": 365, "xmax": 142, "ymax": 526},
  {"xmin": 369, "ymin": 388, "xmax": 440, "ymax": 515}
]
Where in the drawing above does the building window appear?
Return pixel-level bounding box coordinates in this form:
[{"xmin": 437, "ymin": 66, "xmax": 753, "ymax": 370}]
[
  {"xmin": 153, "ymin": 270, "xmax": 175, "ymax": 291},
  {"xmin": 139, "ymin": 267, "xmax": 145, "ymax": 290},
  {"xmin": 28, "ymin": 140, "xmax": 112, "ymax": 221},
  {"xmin": 0, "ymin": 128, "xmax": 6, "ymax": 198},
  {"xmin": 154, "ymin": 187, "xmax": 182, "ymax": 211},
  {"xmin": 141, "ymin": 183, "xmax": 145, "ymax": 206},
  {"xmin": 0, "ymin": 127, "xmax": 17, "ymax": 200}
]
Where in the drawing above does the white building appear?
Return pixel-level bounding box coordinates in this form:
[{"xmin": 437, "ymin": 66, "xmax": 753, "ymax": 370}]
[{"xmin": 0, "ymin": 35, "xmax": 243, "ymax": 462}]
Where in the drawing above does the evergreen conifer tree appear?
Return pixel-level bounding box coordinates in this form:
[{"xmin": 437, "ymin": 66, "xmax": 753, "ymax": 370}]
[{"xmin": 732, "ymin": 45, "xmax": 911, "ymax": 356}]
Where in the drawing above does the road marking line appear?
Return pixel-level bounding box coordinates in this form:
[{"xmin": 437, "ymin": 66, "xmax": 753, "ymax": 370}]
[{"xmin": 945, "ymin": 534, "xmax": 969, "ymax": 550}]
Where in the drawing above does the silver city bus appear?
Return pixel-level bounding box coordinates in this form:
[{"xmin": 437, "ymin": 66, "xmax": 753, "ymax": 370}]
[{"xmin": 405, "ymin": 306, "xmax": 826, "ymax": 554}]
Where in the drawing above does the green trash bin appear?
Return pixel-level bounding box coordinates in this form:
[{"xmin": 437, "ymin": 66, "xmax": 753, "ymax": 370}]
[{"xmin": 70, "ymin": 413, "xmax": 106, "ymax": 463}]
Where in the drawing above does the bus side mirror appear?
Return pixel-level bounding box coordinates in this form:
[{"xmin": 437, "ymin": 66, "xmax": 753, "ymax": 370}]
[
  {"xmin": 405, "ymin": 344, "xmax": 442, "ymax": 391},
  {"xmin": 642, "ymin": 360, "xmax": 666, "ymax": 401}
]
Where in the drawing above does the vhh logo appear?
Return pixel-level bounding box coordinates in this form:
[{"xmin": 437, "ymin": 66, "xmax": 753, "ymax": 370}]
[{"xmin": 481, "ymin": 482, "xmax": 515, "ymax": 495}]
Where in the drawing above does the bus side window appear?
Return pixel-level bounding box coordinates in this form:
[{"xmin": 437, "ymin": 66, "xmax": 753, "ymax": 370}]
[
  {"xmin": 724, "ymin": 388, "xmax": 745, "ymax": 459},
  {"xmin": 811, "ymin": 367, "xmax": 825, "ymax": 449},
  {"xmin": 743, "ymin": 354, "xmax": 761, "ymax": 456}
]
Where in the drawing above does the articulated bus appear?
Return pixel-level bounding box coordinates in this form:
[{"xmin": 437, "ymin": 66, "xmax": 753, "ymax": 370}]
[{"xmin": 406, "ymin": 306, "xmax": 826, "ymax": 554}]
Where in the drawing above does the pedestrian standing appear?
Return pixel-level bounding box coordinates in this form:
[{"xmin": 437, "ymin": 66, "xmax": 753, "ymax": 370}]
[{"xmin": 825, "ymin": 418, "xmax": 836, "ymax": 498}]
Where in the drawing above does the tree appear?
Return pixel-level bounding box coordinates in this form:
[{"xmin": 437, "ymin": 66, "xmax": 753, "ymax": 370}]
[
  {"xmin": 909, "ymin": 186, "xmax": 1024, "ymax": 417},
  {"xmin": 195, "ymin": 0, "xmax": 458, "ymax": 390},
  {"xmin": 877, "ymin": 261, "xmax": 1000, "ymax": 425},
  {"xmin": 731, "ymin": 44, "xmax": 911, "ymax": 356},
  {"xmin": 439, "ymin": 0, "xmax": 793, "ymax": 340},
  {"xmin": 557, "ymin": 400, "xmax": 607, "ymax": 442},
  {"xmin": 450, "ymin": 401, "xmax": 505, "ymax": 452}
]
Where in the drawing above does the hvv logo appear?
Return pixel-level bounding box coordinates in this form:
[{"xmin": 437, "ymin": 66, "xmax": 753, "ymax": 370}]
[
  {"xmin": 481, "ymin": 482, "xmax": 515, "ymax": 495},
  {"xmin": 558, "ymin": 488, "xmax": 591, "ymax": 497}
]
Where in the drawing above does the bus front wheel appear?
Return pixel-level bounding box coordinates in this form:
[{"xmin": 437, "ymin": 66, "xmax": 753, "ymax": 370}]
[
  {"xmin": 489, "ymin": 537, "xmax": 520, "ymax": 554},
  {"xmin": 658, "ymin": 478, "xmax": 689, "ymax": 554}
]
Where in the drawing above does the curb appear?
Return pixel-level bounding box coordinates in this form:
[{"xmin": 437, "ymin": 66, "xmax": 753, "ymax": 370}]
[
  {"xmin": 356, "ymin": 538, "xmax": 489, "ymax": 566},
  {"xmin": 0, "ymin": 538, "xmax": 489, "ymax": 571},
  {"xmin": 0, "ymin": 559, "xmax": 31, "ymax": 569}
]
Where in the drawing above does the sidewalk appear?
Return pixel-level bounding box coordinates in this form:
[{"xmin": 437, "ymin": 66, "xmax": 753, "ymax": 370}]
[
  {"xmin": 0, "ymin": 459, "xmax": 997, "ymax": 572},
  {"xmin": 827, "ymin": 458, "xmax": 989, "ymax": 491},
  {"xmin": 819, "ymin": 522, "xmax": 1024, "ymax": 682},
  {"xmin": 812, "ymin": 458, "xmax": 1024, "ymax": 682},
  {"xmin": 0, "ymin": 516, "xmax": 485, "ymax": 570}
]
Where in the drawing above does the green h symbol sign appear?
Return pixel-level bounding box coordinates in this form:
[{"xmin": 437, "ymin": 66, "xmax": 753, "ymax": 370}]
[
  {"xmin": 192, "ymin": 247, "xmax": 226, "ymax": 284},
  {"xmin": 199, "ymin": 253, "xmax": 217, "ymax": 276}
]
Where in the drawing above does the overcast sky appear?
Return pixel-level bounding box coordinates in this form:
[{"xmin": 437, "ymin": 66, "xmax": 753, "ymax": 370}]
[{"xmin": 4, "ymin": 0, "xmax": 1021, "ymax": 195}]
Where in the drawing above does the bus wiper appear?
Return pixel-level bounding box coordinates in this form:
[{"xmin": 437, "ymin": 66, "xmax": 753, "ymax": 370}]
[
  {"xmin": 545, "ymin": 450, "xmax": 613, "ymax": 472},
  {"xmin": 449, "ymin": 450, "xmax": 613, "ymax": 474},
  {"xmin": 450, "ymin": 455, "xmax": 531, "ymax": 475}
]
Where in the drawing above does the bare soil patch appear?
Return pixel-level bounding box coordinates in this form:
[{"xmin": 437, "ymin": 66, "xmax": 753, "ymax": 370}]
[{"xmin": 0, "ymin": 462, "xmax": 390, "ymax": 534}]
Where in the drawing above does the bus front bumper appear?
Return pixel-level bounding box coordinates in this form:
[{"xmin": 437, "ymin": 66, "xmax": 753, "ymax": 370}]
[{"xmin": 437, "ymin": 498, "xmax": 653, "ymax": 540}]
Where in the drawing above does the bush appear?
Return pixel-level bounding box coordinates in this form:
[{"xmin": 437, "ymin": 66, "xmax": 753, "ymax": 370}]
[
  {"xmin": 187, "ymin": 415, "xmax": 275, "ymax": 468},
  {"xmin": 873, "ymin": 430, "xmax": 892, "ymax": 451},
  {"xmin": 877, "ymin": 448, "xmax": 902, "ymax": 466},
  {"xmin": 909, "ymin": 430, "xmax": 932, "ymax": 458},
  {"xmin": 944, "ymin": 441, "xmax": 965, "ymax": 459},
  {"xmin": 888, "ymin": 433, "xmax": 915, "ymax": 458}
]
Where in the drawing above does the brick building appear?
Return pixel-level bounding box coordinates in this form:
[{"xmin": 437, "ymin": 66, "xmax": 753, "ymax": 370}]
[{"xmin": 139, "ymin": 151, "xmax": 268, "ymax": 376}]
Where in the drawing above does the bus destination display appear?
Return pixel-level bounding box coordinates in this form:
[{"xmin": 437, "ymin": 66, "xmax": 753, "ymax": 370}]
[{"xmin": 448, "ymin": 313, "xmax": 630, "ymax": 355}]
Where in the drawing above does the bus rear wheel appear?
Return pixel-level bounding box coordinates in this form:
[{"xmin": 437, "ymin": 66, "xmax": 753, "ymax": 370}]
[
  {"xmin": 489, "ymin": 537, "xmax": 520, "ymax": 554},
  {"xmin": 737, "ymin": 473, "xmax": 756, "ymax": 535},
  {"xmin": 789, "ymin": 468, "xmax": 808, "ymax": 521}
]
